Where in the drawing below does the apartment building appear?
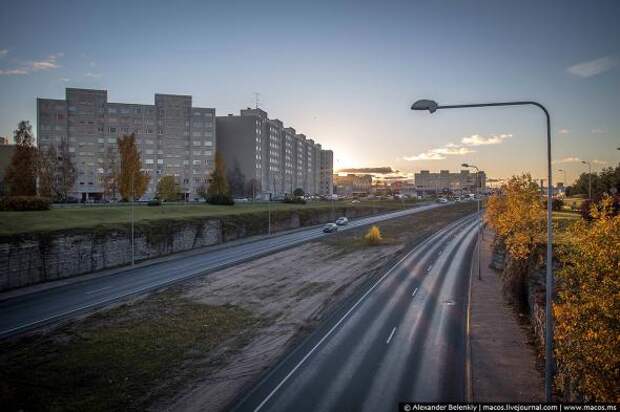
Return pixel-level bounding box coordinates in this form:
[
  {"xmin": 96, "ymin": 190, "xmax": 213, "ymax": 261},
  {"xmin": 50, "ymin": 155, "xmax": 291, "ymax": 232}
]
[
  {"xmin": 320, "ymin": 150, "xmax": 334, "ymax": 196},
  {"xmin": 216, "ymin": 108, "xmax": 333, "ymax": 197},
  {"xmin": 414, "ymin": 169, "xmax": 486, "ymax": 193},
  {"xmin": 37, "ymin": 88, "xmax": 216, "ymax": 201}
]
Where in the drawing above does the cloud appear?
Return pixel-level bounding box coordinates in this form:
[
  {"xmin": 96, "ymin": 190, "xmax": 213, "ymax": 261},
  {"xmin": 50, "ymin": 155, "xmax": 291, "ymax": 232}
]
[
  {"xmin": 403, "ymin": 132, "xmax": 511, "ymax": 162},
  {"xmin": 0, "ymin": 49, "xmax": 7, "ymax": 58},
  {"xmin": 0, "ymin": 52, "xmax": 63, "ymax": 76},
  {"xmin": 591, "ymin": 128, "xmax": 607, "ymax": 134},
  {"xmin": 592, "ymin": 159, "xmax": 607, "ymax": 165},
  {"xmin": 567, "ymin": 56, "xmax": 619, "ymax": 78},
  {"xmin": 59, "ymin": 77, "xmax": 71, "ymax": 82},
  {"xmin": 552, "ymin": 157, "xmax": 581, "ymax": 164},
  {"xmin": 461, "ymin": 133, "xmax": 512, "ymax": 146},
  {"xmin": 0, "ymin": 68, "xmax": 28, "ymax": 75},
  {"xmin": 85, "ymin": 72, "xmax": 102, "ymax": 78},
  {"xmin": 558, "ymin": 129, "xmax": 569, "ymax": 134}
]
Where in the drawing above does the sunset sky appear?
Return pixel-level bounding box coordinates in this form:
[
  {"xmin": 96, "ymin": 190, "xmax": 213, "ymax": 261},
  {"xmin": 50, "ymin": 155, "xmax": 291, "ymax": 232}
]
[{"xmin": 1, "ymin": 0, "xmax": 618, "ymax": 183}]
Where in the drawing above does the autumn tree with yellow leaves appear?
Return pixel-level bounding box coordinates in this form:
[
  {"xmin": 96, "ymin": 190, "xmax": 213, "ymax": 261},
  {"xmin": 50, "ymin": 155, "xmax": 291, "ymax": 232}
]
[
  {"xmin": 553, "ymin": 195, "xmax": 620, "ymax": 401},
  {"xmin": 117, "ymin": 134, "xmax": 149, "ymax": 201}
]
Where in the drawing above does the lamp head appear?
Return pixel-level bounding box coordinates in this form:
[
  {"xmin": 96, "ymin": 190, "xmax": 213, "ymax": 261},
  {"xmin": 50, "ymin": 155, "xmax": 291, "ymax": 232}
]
[
  {"xmin": 461, "ymin": 163, "xmax": 469, "ymax": 168},
  {"xmin": 411, "ymin": 99, "xmax": 439, "ymax": 113}
]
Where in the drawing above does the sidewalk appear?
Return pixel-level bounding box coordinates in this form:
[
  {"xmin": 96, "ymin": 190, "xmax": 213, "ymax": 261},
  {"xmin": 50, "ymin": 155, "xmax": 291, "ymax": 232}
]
[{"xmin": 469, "ymin": 227, "xmax": 544, "ymax": 401}]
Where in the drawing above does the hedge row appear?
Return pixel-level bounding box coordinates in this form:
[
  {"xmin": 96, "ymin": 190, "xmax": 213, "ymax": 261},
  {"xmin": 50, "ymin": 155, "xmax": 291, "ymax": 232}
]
[{"xmin": 0, "ymin": 196, "xmax": 52, "ymax": 211}]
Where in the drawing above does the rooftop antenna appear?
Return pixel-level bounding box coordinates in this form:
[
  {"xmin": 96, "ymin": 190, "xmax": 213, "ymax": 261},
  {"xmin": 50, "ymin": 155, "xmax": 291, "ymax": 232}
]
[{"xmin": 254, "ymin": 92, "xmax": 261, "ymax": 109}]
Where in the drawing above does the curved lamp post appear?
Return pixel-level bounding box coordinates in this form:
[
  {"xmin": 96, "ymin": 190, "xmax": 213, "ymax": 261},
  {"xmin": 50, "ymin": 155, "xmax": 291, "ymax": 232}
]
[
  {"xmin": 581, "ymin": 160, "xmax": 592, "ymax": 199},
  {"xmin": 412, "ymin": 99, "xmax": 554, "ymax": 401}
]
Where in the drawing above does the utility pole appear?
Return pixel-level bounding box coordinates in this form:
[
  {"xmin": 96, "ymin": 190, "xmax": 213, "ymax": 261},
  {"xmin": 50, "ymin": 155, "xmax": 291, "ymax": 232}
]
[{"xmin": 131, "ymin": 173, "xmax": 135, "ymax": 266}]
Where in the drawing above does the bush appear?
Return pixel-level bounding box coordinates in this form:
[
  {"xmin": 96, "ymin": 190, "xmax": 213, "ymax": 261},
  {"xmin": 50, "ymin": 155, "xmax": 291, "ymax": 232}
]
[
  {"xmin": 206, "ymin": 194, "xmax": 235, "ymax": 206},
  {"xmin": 147, "ymin": 199, "xmax": 161, "ymax": 207},
  {"xmin": 364, "ymin": 225, "xmax": 382, "ymax": 245},
  {"xmin": 282, "ymin": 196, "xmax": 306, "ymax": 204},
  {"xmin": 0, "ymin": 196, "xmax": 51, "ymax": 211},
  {"xmin": 580, "ymin": 194, "xmax": 619, "ymax": 220},
  {"xmin": 545, "ymin": 198, "xmax": 564, "ymax": 211}
]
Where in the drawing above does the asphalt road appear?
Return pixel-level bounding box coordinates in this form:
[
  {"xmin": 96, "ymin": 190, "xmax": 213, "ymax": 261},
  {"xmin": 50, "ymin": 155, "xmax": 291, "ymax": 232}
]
[
  {"xmin": 0, "ymin": 202, "xmax": 452, "ymax": 339},
  {"xmin": 233, "ymin": 213, "xmax": 480, "ymax": 411}
]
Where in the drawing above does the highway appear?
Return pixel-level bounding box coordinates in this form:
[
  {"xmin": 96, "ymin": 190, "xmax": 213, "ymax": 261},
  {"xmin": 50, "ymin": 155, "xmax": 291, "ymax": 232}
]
[
  {"xmin": 233, "ymin": 213, "xmax": 479, "ymax": 411},
  {"xmin": 0, "ymin": 202, "xmax": 452, "ymax": 338}
]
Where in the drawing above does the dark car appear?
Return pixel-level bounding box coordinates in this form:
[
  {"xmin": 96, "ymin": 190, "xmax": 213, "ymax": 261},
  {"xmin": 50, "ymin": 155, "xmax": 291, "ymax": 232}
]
[{"xmin": 322, "ymin": 223, "xmax": 338, "ymax": 233}]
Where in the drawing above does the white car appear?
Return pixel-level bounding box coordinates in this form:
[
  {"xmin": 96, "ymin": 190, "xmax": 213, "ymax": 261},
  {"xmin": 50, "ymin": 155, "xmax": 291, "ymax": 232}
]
[
  {"xmin": 335, "ymin": 217, "xmax": 349, "ymax": 225},
  {"xmin": 437, "ymin": 197, "xmax": 448, "ymax": 203},
  {"xmin": 323, "ymin": 223, "xmax": 338, "ymax": 233}
]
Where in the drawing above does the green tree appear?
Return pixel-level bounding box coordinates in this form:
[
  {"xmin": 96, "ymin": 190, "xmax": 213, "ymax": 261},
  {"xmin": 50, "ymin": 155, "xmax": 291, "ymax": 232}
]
[
  {"xmin": 228, "ymin": 161, "xmax": 246, "ymax": 197},
  {"xmin": 37, "ymin": 146, "xmax": 57, "ymax": 198},
  {"xmin": 206, "ymin": 152, "xmax": 233, "ymax": 205},
  {"xmin": 56, "ymin": 139, "xmax": 76, "ymax": 201},
  {"xmin": 116, "ymin": 134, "xmax": 150, "ymax": 201},
  {"xmin": 5, "ymin": 121, "xmax": 38, "ymax": 196},
  {"xmin": 156, "ymin": 175, "xmax": 181, "ymax": 201}
]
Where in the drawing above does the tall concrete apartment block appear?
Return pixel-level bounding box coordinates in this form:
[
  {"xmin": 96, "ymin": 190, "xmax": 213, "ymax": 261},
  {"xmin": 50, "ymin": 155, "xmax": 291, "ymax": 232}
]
[
  {"xmin": 216, "ymin": 108, "xmax": 333, "ymax": 197},
  {"xmin": 37, "ymin": 88, "xmax": 216, "ymax": 200},
  {"xmin": 320, "ymin": 149, "xmax": 334, "ymax": 195}
]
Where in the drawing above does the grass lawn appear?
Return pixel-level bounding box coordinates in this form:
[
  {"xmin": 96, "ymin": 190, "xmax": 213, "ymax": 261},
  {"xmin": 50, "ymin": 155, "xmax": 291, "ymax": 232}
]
[
  {"xmin": 0, "ymin": 289, "xmax": 262, "ymax": 411},
  {"xmin": 0, "ymin": 199, "xmax": 418, "ymax": 237}
]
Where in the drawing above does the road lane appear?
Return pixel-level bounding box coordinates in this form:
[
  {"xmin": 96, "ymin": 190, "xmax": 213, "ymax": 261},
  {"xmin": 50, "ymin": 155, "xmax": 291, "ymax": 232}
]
[
  {"xmin": 0, "ymin": 202, "xmax": 453, "ymax": 338},
  {"xmin": 233, "ymin": 213, "xmax": 479, "ymax": 411}
]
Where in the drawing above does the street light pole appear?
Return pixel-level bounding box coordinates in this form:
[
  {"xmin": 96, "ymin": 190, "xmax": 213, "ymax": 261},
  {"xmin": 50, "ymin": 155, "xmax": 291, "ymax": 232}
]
[
  {"xmin": 412, "ymin": 99, "xmax": 554, "ymax": 401},
  {"xmin": 462, "ymin": 163, "xmax": 481, "ymax": 280},
  {"xmin": 131, "ymin": 173, "xmax": 135, "ymax": 266},
  {"xmin": 581, "ymin": 160, "xmax": 592, "ymax": 199}
]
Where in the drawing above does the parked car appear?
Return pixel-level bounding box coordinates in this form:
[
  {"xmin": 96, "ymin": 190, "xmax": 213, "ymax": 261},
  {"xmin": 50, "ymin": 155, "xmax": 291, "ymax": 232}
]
[
  {"xmin": 336, "ymin": 217, "xmax": 349, "ymax": 225},
  {"xmin": 234, "ymin": 198, "xmax": 249, "ymax": 203},
  {"xmin": 437, "ymin": 197, "xmax": 448, "ymax": 203},
  {"xmin": 322, "ymin": 223, "xmax": 338, "ymax": 233},
  {"xmin": 351, "ymin": 199, "xmax": 360, "ymax": 204}
]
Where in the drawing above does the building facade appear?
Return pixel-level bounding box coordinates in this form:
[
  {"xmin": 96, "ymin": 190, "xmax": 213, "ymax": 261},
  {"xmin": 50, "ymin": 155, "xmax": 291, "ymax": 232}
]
[
  {"xmin": 414, "ymin": 169, "xmax": 486, "ymax": 193},
  {"xmin": 37, "ymin": 88, "xmax": 216, "ymax": 201},
  {"xmin": 333, "ymin": 174, "xmax": 372, "ymax": 195},
  {"xmin": 319, "ymin": 150, "xmax": 333, "ymax": 196},
  {"xmin": 216, "ymin": 108, "xmax": 333, "ymax": 197}
]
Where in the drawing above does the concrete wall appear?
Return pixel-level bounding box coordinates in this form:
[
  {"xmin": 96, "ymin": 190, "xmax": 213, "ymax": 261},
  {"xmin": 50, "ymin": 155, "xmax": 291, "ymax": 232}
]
[{"xmin": 0, "ymin": 205, "xmax": 385, "ymax": 292}]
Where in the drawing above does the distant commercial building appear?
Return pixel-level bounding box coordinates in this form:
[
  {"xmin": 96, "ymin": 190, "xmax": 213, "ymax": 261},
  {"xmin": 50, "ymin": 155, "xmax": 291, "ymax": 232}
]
[
  {"xmin": 37, "ymin": 88, "xmax": 216, "ymax": 201},
  {"xmin": 414, "ymin": 169, "xmax": 486, "ymax": 193},
  {"xmin": 333, "ymin": 174, "xmax": 372, "ymax": 195},
  {"xmin": 216, "ymin": 108, "xmax": 333, "ymax": 197}
]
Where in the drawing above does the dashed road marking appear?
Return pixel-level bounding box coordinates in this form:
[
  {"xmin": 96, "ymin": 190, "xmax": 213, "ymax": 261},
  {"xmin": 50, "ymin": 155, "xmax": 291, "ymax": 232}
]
[{"xmin": 386, "ymin": 327, "xmax": 397, "ymax": 344}]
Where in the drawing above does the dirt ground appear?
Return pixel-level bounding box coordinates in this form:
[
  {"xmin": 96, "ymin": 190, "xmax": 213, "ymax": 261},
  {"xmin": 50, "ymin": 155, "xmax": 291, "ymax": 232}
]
[{"xmin": 0, "ymin": 203, "xmax": 476, "ymax": 412}]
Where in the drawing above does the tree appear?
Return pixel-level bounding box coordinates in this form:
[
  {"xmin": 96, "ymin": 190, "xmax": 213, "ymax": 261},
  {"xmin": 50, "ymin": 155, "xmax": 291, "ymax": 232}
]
[
  {"xmin": 37, "ymin": 146, "xmax": 57, "ymax": 198},
  {"xmin": 293, "ymin": 187, "xmax": 305, "ymax": 198},
  {"xmin": 56, "ymin": 139, "xmax": 76, "ymax": 201},
  {"xmin": 116, "ymin": 134, "xmax": 149, "ymax": 201},
  {"xmin": 228, "ymin": 161, "xmax": 246, "ymax": 197},
  {"xmin": 554, "ymin": 195, "xmax": 620, "ymax": 401},
  {"xmin": 5, "ymin": 121, "xmax": 38, "ymax": 196},
  {"xmin": 245, "ymin": 178, "xmax": 261, "ymax": 200},
  {"xmin": 206, "ymin": 151, "xmax": 233, "ymax": 205},
  {"xmin": 156, "ymin": 175, "xmax": 181, "ymax": 201},
  {"xmin": 102, "ymin": 146, "xmax": 119, "ymax": 201},
  {"xmin": 196, "ymin": 176, "xmax": 209, "ymax": 201}
]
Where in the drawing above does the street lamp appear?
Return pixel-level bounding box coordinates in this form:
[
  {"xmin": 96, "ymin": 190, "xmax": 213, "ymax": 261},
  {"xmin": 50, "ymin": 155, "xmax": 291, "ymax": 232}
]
[
  {"xmin": 581, "ymin": 160, "xmax": 592, "ymax": 199},
  {"xmin": 462, "ymin": 163, "xmax": 482, "ymax": 281},
  {"xmin": 412, "ymin": 98, "xmax": 555, "ymax": 401}
]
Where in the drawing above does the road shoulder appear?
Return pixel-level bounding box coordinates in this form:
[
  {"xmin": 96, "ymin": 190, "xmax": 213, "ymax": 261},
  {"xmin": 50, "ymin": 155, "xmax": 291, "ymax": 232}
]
[{"xmin": 470, "ymin": 227, "xmax": 544, "ymax": 401}]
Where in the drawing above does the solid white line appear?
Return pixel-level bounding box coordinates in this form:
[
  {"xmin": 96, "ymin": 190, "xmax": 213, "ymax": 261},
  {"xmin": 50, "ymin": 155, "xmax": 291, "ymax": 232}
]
[
  {"xmin": 85, "ymin": 286, "xmax": 111, "ymax": 295},
  {"xmin": 426, "ymin": 264, "xmax": 433, "ymax": 272},
  {"xmin": 411, "ymin": 287, "xmax": 418, "ymax": 297},
  {"xmin": 386, "ymin": 327, "xmax": 397, "ymax": 344}
]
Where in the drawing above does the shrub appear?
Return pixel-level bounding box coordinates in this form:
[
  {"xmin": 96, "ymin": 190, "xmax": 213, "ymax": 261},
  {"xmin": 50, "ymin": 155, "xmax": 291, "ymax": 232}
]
[
  {"xmin": 0, "ymin": 196, "xmax": 51, "ymax": 211},
  {"xmin": 554, "ymin": 195, "xmax": 620, "ymax": 401},
  {"xmin": 580, "ymin": 194, "xmax": 619, "ymax": 220},
  {"xmin": 206, "ymin": 194, "xmax": 235, "ymax": 206},
  {"xmin": 283, "ymin": 196, "xmax": 306, "ymax": 204},
  {"xmin": 545, "ymin": 198, "xmax": 564, "ymax": 211},
  {"xmin": 147, "ymin": 199, "xmax": 161, "ymax": 207},
  {"xmin": 364, "ymin": 225, "xmax": 382, "ymax": 245}
]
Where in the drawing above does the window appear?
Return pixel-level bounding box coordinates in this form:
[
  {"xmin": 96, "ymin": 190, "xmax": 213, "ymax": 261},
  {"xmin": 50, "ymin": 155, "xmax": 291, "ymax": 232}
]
[
  {"xmin": 157, "ymin": 159, "xmax": 164, "ymax": 164},
  {"xmin": 145, "ymin": 159, "xmax": 154, "ymax": 164},
  {"xmin": 109, "ymin": 127, "xmax": 116, "ymax": 133}
]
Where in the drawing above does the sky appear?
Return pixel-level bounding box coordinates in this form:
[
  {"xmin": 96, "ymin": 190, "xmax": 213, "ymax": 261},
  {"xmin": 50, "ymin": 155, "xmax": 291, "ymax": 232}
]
[{"xmin": 0, "ymin": 0, "xmax": 619, "ymax": 183}]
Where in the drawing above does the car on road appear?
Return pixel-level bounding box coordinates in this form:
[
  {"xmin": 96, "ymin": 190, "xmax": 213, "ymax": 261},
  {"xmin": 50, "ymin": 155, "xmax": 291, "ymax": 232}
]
[
  {"xmin": 322, "ymin": 223, "xmax": 338, "ymax": 233},
  {"xmin": 437, "ymin": 197, "xmax": 448, "ymax": 203},
  {"xmin": 335, "ymin": 217, "xmax": 349, "ymax": 225},
  {"xmin": 351, "ymin": 199, "xmax": 360, "ymax": 204}
]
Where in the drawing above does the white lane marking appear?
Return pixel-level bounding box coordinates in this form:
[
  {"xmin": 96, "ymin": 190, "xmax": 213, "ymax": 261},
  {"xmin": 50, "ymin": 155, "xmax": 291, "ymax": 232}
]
[
  {"xmin": 386, "ymin": 327, "xmax": 397, "ymax": 344},
  {"xmin": 411, "ymin": 287, "xmax": 418, "ymax": 297},
  {"xmin": 85, "ymin": 286, "xmax": 111, "ymax": 295},
  {"xmin": 426, "ymin": 264, "xmax": 433, "ymax": 272},
  {"xmin": 438, "ymin": 249, "xmax": 443, "ymax": 256}
]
